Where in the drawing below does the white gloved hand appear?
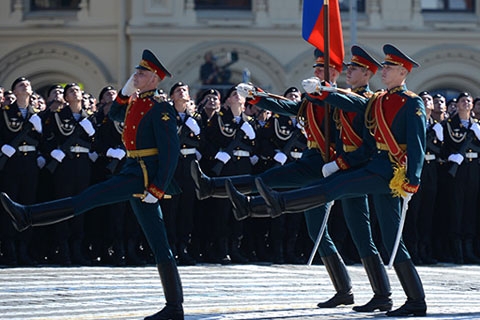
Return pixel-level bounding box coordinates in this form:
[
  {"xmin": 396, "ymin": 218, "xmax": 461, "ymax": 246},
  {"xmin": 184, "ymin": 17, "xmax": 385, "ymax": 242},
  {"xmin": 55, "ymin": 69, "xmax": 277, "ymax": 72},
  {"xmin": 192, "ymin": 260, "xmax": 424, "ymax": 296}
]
[
  {"xmin": 1, "ymin": 144, "xmax": 16, "ymax": 158},
  {"xmin": 195, "ymin": 150, "xmax": 202, "ymax": 161},
  {"xmin": 322, "ymin": 160, "xmax": 340, "ymax": 177},
  {"xmin": 37, "ymin": 156, "xmax": 46, "ymax": 169},
  {"xmin": 250, "ymin": 155, "xmax": 259, "ymax": 166},
  {"xmin": 121, "ymin": 73, "xmax": 137, "ymax": 97},
  {"xmin": 215, "ymin": 151, "xmax": 231, "ymax": 164},
  {"xmin": 88, "ymin": 151, "xmax": 98, "ymax": 162},
  {"xmin": 28, "ymin": 114, "xmax": 42, "ymax": 134},
  {"xmin": 113, "ymin": 148, "xmax": 126, "ymax": 160},
  {"xmin": 448, "ymin": 153, "xmax": 464, "ymax": 165},
  {"xmin": 236, "ymin": 83, "xmax": 256, "ymax": 99},
  {"xmin": 301, "ymin": 77, "xmax": 322, "ymax": 94},
  {"xmin": 142, "ymin": 192, "xmax": 158, "ymax": 204},
  {"xmin": 50, "ymin": 149, "xmax": 66, "ymax": 162},
  {"xmin": 106, "ymin": 148, "xmax": 116, "ymax": 158},
  {"xmin": 79, "ymin": 118, "xmax": 95, "ymax": 136},
  {"xmin": 470, "ymin": 122, "xmax": 480, "ymax": 140},
  {"xmin": 273, "ymin": 151, "xmax": 287, "ymax": 165},
  {"xmin": 240, "ymin": 122, "xmax": 256, "ymax": 140},
  {"xmin": 432, "ymin": 123, "xmax": 444, "ymax": 142},
  {"xmin": 185, "ymin": 117, "xmax": 201, "ymax": 135}
]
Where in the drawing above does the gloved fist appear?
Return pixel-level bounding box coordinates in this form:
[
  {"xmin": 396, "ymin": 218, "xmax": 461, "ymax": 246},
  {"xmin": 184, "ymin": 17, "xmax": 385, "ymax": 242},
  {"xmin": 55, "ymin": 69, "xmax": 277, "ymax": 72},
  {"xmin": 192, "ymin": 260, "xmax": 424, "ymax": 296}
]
[
  {"xmin": 301, "ymin": 77, "xmax": 322, "ymax": 94},
  {"xmin": 470, "ymin": 122, "xmax": 480, "ymax": 140},
  {"xmin": 448, "ymin": 153, "xmax": 464, "ymax": 165},
  {"xmin": 106, "ymin": 148, "xmax": 126, "ymax": 160},
  {"xmin": 215, "ymin": 151, "xmax": 231, "ymax": 164},
  {"xmin": 185, "ymin": 117, "xmax": 201, "ymax": 135},
  {"xmin": 79, "ymin": 118, "xmax": 95, "ymax": 136},
  {"xmin": 121, "ymin": 73, "xmax": 137, "ymax": 97},
  {"xmin": 28, "ymin": 114, "xmax": 42, "ymax": 133},
  {"xmin": 88, "ymin": 151, "xmax": 98, "ymax": 162},
  {"xmin": 236, "ymin": 83, "xmax": 256, "ymax": 99},
  {"xmin": 322, "ymin": 160, "xmax": 340, "ymax": 177},
  {"xmin": 273, "ymin": 151, "xmax": 287, "ymax": 165},
  {"xmin": 37, "ymin": 156, "xmax": 46, "ymax": 169},
  {"xmin": 240, "ymin": 122, "xmax": 256, "ymax": 140},
  {"xmin": 1, "ymin": 144, "xmax": 16, "ymax": 158},
  {"xmin": 50, "ymin": 149, "xmax": 66, "ymax": 162},
  {"xmin": 142, "ymin": 192, "xmax": 158, "ymax": 204},
  {"xmin": 432, "ymin": 123, "xmax": 443, "ymax": 142}
]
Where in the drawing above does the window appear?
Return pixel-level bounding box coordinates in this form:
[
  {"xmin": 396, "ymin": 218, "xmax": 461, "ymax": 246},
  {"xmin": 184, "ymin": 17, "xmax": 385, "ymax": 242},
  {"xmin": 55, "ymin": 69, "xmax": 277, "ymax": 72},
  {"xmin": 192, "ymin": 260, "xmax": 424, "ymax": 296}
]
[
  {"xmin": 30, "ymin": 0, "xmax": 81, "ymax": 11},
  {"xmin": 195, "ymin": 0, "xmax": 252, "ymax": 10},
  {"xmin": 339, "ymin": 0, "xmax": 366, "ymax": 13},
  {"xmin": 421, "ymin": 0, "xmax": 475, "ymax": 11}
]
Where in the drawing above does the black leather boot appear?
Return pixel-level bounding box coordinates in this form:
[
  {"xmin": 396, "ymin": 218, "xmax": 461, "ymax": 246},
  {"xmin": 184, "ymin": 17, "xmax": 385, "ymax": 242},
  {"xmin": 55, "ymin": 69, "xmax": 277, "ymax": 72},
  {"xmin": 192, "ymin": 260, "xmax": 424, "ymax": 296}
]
[
  {"xmin": 353, "ymin": 254, "xmax": 392, "ymax": 312},
  {"xmin": 144, "ymin": 262, "xmax": 184, "ymax": 320},
  {"xmin": 190, "ymin": 160, "xmax": 254, "ymax": 200},
  {"xmin": 463, "ymin": 239, "xmax": 480, "ymax": 264},
  {"xmin": 386, "ymin": 259, "xmax": 426, "ymax": 317},
  {"xmin": 0, "ymin": 192, "xmax": 75, "ymax": 232},
  {"xmin": 225, "ymin": 179, "xmax": 271, "ymax": 221},
  {"xmin": 317, "ymin": 253, "xmax": 354, "ymax": 308},
  {"xmin": 255, "ymin": 178, "xmax": 327, "ymax": 218}
]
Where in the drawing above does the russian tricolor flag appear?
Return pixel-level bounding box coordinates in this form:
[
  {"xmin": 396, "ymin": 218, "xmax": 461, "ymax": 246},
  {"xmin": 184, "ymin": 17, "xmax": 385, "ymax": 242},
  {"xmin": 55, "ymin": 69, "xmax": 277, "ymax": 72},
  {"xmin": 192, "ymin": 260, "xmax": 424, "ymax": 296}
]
[{"xmin": 302, "ymin": 0, "xmax": 345, "ymax": 67}]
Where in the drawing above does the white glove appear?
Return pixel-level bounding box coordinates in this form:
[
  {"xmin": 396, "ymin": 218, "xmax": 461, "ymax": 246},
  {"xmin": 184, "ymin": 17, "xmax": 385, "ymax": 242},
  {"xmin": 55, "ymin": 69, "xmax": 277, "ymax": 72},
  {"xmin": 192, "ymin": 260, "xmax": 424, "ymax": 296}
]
[
  {"xmin": 121, "ymin": 73, "xmax": 137, "ymax": 96},
  {"xmin": 79, "ymin": 118, "xmax": 95, "ymax": 137},
  {"xmin": 142, "ymin": 192, "xmax": 158, "ymax": 204},
  {"xmin": 1, "ymin": 144, "xmax": 16, "ymax": 158},
  {"xmin": 432, "ymin": 123, "xmax": 443, "ymax": 142},
  {"xmin": 448, "ymin": 153, "xmax": 464, "ymax": 165},
  {"xmin": 273, "ymin": 151, "xmax": 287, "ymax": 165},
  {"xmin": 250, "ymin": 155, "xmax": 259, "ymax": 166},
  {"xmin": 470, "ymin": 122, "xmax": 480, "ymax": 140},
  {"xmin": 37, "ymin": 156, "xmax": 46, "ymax": 169},
  {"xmin": 322, "ymin": 160, "xmax": 340, "ymax": 177},
  {"xmin": 88, "ymin": 151, "xmax": 98, "ymax": 162},
  {"xmin": 185, "ymin": 117, "xmax": 201, "ymax": 135},
  {"xmin": 106, "ymin": 148, "xmax": 125, "ymax": 160},
  {"xmin": 215, "ymin": 151, "xmax": 231, "ymax": 164},
  {"xmin": 195, "ymin": 150, "xmax": 202, "ymax": 161},
  {"xmin": 28, "ymin": 114, "xmax": 42, "ymax": 134},
  {"xmin": 240, "ymin": 122, "xmax": 256, "ymax": 140},
  {"xmin": 236, "ymin": 83, "xmax": 256, "ymax": 99},
  {"xmin": 50, "ymin": 149, "xmax": 66, "ymax": 162},
  {"xmin": 301, "ymin": 77, "xmax": 322, "ymax": 94}
]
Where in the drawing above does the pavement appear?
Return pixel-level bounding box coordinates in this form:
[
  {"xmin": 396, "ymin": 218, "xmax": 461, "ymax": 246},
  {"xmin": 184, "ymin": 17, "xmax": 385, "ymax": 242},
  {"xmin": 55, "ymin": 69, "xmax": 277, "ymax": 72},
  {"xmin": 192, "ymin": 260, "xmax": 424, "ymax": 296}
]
[{"xmin": 1, "ymin": 262, "xmax": 480, "ymax": 320}]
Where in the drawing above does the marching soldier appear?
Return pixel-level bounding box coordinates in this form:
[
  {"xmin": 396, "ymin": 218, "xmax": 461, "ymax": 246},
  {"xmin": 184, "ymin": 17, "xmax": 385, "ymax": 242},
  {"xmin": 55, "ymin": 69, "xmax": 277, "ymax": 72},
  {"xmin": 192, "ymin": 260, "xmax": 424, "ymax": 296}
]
[
  {"xmin": 440, "ymin": 92, "xmax": 480, "ymax": 264},
  {"xmin": 227, "ymin": 44, "xmax": 428, "ymax": 317},
  {"xmin": 0, "ymin": 77, "xmax": 43, "ymax": 266},
  {"xmin": 1, "ymin": 49, "xmax": 185, "ymax": 320}
]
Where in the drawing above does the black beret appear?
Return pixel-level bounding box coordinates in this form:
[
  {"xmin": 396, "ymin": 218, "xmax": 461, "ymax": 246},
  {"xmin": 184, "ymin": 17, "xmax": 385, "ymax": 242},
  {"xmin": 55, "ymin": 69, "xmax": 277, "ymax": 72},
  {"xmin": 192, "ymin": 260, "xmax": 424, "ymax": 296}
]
[
  {"xmin": 199, "ymin": 88, "xmax": 221, "ymax": 102},
  {"xmin": 433, "ymin": 93, "xmax": 445, "ymax": 100},
  {"xmin": 169, "ymin": 81, "xmax": 187, "ymax": 97},
  {"xmin": 98, "ymin": 85, "xmax": 116, "ymax": 101},
  {"xmin": 418, "ymin": 91, "xmax": 430, "ymax": 97},
  {"xmin": 47, "ymin": 84, "xmax": 63, "ymax": 97},
  {"xmin": 11, "ymin": 76, "xmax": 29, "ymax": 91},
  {"xmin": 64, "ymin": 82, "xmax": 80, "ymax": 94},
  {"xmin": 283, "ymin": 87, "xmax": 300, "ymax": 97},
  {"xmin": 456, "ymin": 92, "xmax": 472, "ymax": 101}
]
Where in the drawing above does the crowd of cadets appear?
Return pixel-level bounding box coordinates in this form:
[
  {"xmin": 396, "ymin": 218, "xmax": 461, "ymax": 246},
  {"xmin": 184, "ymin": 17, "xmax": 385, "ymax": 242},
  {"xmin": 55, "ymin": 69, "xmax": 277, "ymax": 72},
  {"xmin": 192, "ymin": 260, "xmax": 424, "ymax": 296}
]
[{"xmin": 1, "ymin": 76, "xmax": 480, "ymax": 268}]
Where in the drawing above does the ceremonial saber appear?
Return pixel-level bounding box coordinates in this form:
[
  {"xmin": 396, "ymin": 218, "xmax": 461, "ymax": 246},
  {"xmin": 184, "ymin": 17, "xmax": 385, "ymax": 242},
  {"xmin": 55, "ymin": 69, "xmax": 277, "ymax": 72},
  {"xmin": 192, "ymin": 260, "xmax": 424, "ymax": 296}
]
[
  {"xmin": 387, "ymin": 195, "xmax": 410, "ymax": 269},
  {"xmin": 254, "ymin": 91, "xmax": 291, "ymax": 101},
  {"xmin": 307, "ymin": 201, "xmax": 334, "ymax": 266}
]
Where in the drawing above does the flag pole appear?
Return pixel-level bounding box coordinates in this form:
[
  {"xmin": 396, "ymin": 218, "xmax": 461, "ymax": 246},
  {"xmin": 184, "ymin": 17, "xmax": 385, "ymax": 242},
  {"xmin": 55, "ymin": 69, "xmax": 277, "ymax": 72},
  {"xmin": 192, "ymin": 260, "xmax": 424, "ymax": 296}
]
[{"xmin": 323, "ymin": 0, "xmax": 331, "ymax": 162}]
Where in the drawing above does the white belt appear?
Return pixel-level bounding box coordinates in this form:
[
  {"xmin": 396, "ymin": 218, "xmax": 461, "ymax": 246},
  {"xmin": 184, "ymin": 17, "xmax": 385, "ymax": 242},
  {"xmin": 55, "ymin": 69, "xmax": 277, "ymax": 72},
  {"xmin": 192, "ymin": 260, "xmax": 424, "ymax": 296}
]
[
  {"xmin": 424, "ymin": 154, "xmax": 436, "ymax": 161},
  {"xmin": 180, "ymin": 148, "xmax": 197, "ymax": 156},
  {"xmin": 232, "ymin": 150, "xmax": 250, "ymax": 157},
  {"xmin": 290, "ymin": 151, "xmax": 303, "ymax": 159},
  {"xmin": 18, "ymin": 145, "xmax": 36, "ymax": 152},
  {"xmin": 465, "ymin": 152, "xmax": 478, "ymax": 159},
  {"xmin": 70, "ymin": 146, "xmax": 90, "ymax": 153}
]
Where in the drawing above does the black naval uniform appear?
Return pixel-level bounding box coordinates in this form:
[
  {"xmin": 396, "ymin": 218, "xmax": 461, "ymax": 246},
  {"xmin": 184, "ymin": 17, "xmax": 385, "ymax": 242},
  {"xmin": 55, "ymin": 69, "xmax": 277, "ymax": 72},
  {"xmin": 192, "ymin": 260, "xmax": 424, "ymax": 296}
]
[
  {"xmin": 0, "ymin": 102, "xmax": 42, "ymax": 265},
  {"xmin": 43, "ymin": 106, "xmax": 96, "ymax": 265}
]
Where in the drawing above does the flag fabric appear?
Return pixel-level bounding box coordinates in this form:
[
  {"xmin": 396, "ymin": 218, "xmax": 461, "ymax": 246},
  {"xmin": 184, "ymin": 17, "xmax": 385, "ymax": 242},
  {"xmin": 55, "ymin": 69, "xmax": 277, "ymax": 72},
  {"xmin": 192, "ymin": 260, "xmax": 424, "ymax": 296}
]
[{"xmin": 302, "ymin": 0, "xmax": 345, "ymax": 67}]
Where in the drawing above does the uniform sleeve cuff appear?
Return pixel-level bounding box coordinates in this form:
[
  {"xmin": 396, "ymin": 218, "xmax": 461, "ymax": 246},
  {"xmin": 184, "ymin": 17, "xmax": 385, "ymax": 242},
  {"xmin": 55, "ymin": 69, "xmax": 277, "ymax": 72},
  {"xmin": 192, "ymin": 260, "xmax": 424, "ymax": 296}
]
[
  {"xmin": 307, "ymin": 91, "xmax": 329, "ymax": 102},
  {"xmin": 115, "ymin": 94, "xmax": 129, "ymax": 104},
  {"xmin": 335, "ymin": 156, "xmax": 350, "ymax": 170},
  {"xmin": 147, "ymin": 185, "xmax": 165, "ymax": 199},
  {"xmin": 403, "ymin": 183, "xmax": 419, "ymax": 194}
]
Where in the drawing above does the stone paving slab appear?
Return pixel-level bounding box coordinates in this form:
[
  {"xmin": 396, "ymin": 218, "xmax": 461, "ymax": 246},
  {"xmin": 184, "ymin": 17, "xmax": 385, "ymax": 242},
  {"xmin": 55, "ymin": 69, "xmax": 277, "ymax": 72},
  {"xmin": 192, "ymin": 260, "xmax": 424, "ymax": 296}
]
[{"xmin": 0, "ymin": 263, "xmax": 479, "ymax": 319}]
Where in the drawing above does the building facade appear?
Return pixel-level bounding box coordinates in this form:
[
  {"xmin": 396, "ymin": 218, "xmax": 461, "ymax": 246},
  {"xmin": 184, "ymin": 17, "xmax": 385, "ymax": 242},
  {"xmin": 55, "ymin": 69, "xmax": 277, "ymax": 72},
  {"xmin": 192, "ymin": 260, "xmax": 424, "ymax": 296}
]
[{"xmin": 0, "ymin": 0, "xmax": 479, "ymax": 100}]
